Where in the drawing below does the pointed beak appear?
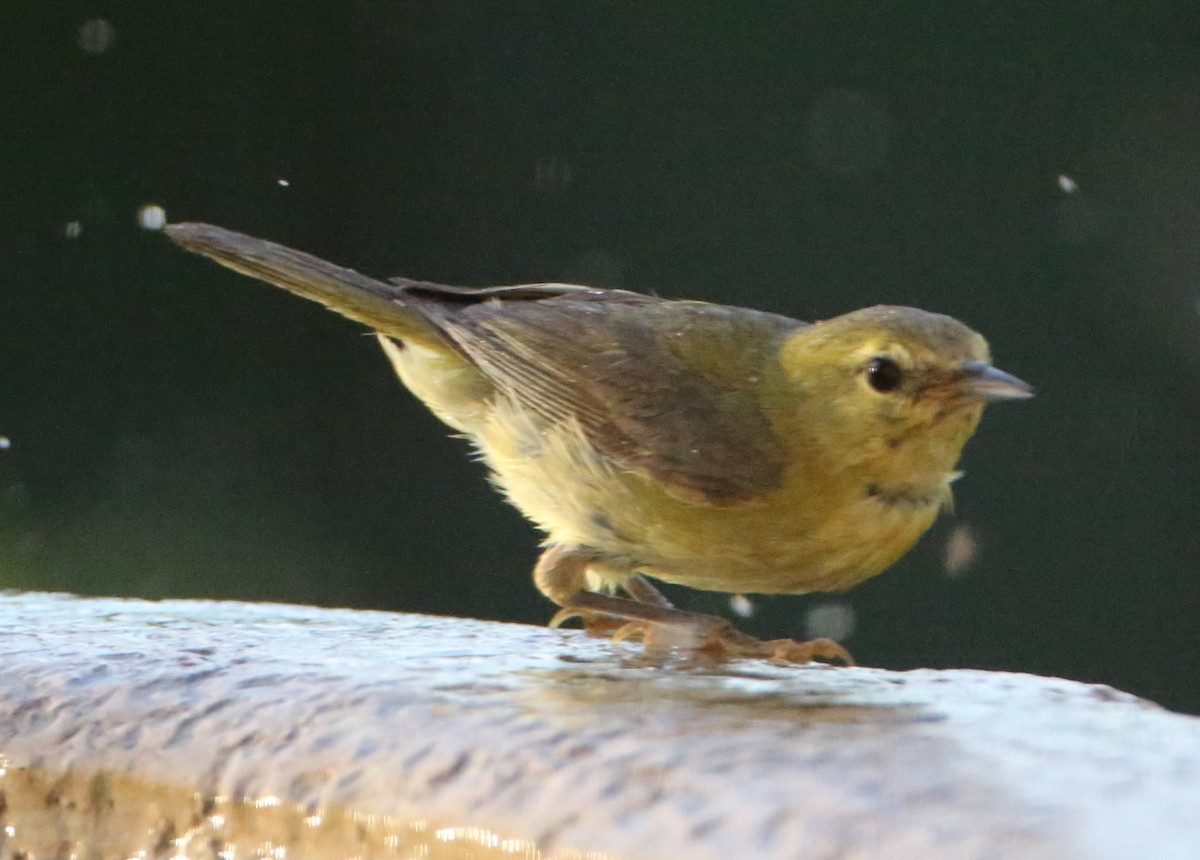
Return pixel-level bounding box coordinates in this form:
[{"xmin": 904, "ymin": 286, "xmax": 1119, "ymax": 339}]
[{"xmin": 960, "ymin": 361, "xmax": 1034, "ymax": 402}]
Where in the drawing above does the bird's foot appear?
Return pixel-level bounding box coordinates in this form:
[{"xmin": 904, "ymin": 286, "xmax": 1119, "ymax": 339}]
[
  {"xmin": 548, "ymin": 605, "xmax": 626, "ymax": 637},
  {"xmin": 550, "ymin": 592, "xmax": 854, "ymax": 666}
]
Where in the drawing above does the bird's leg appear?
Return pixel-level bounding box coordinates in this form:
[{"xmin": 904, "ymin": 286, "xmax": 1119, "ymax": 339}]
[
  {"xmin": 533, "ymin": 543, "xmax": 596, "ymax": 606},
  {"xmin": 534, "ymin": 544, "xmax": 629, "ymax": 635},
  {"xmin": 535, "ymin": 545, "xmax": 671, "ymax": 606},
  {"xmin": 536, "ymin": 545, "xmax": 851, "ymax": 665},
  {"xmin": 621, "ymin": 573, "xmax": 675, "ymax": 608}
]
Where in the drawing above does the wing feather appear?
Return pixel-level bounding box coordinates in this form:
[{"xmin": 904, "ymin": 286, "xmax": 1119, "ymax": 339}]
[{"xmin": 431, "ymin": 294, "xmax": 796, "ymax": 504}]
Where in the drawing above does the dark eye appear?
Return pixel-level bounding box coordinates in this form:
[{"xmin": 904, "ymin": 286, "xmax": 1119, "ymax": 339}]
[{"xmin": 865, "ymin": 357, "xmax": 904, "ymax": 392}]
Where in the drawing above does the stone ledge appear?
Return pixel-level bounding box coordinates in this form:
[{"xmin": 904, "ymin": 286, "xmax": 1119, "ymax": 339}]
[{"xmin": 0, "ymin": 592, "xmax": 1197, "ymax": 859}]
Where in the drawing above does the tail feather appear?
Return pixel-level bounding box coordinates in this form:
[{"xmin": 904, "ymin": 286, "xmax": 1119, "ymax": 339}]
[{"xmin": 165, "ymin": 223, "xmax": 447, "ymax": 349}]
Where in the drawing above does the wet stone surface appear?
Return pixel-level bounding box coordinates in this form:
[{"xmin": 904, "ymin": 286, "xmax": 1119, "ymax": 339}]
[{"xmin": 0, "ymin": 592, "xmax": 1198, "ymax": 860}]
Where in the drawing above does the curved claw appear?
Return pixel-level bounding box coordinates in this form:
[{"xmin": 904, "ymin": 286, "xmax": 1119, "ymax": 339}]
[
  {"xmin": 610, "ymin": 621, "xmax": 650, "ymax": 645},
  {"xmin": 549, "ymin": 605, "xmax": 627, "ymax": 637},
  {"xmin": 548, "ymin": 607, "xmax": 582, "ymax": 629},
  {"xmin": 764, "ymin": 637, "xmax": 855, "ymax": 667}
]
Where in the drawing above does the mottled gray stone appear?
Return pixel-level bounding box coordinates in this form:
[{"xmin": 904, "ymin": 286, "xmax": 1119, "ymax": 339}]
[{"xmin": 0, "ymin": 592, "xmax": 1197, "ymax": 860}]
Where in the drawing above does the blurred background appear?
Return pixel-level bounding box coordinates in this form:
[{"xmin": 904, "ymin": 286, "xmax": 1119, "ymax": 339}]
[{"xmin": 4, "ymin": 3, "xmax": 1198, "ymax": 712}]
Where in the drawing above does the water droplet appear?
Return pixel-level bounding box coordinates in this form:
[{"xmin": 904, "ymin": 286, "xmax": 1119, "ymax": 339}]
[
  {"xmin": 805, "ymin": 601, "xmax": 857, "ymax": 641},
  {"xmin": 138, "ymin": 204, "xmax": 167, "ymax": 231},
  {"xmin": 78, "ymin": 18, "xmax": 116, "ymax": 55},
  {"xmin": 64, "ymin": 221, "xmax": 83, "ymax": 239},
  {"xmin": 729, "ymin": 594, "xmax": 755, "ymax": 618},
  {"xmin": 943, "ymin": 523, "xmax": 979, "ymax": 577}
]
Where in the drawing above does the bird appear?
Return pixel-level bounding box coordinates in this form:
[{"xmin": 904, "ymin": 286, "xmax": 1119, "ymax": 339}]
[{"xmin": 166, "ymin": 223, "xmax": 1032, "ymax": 665}]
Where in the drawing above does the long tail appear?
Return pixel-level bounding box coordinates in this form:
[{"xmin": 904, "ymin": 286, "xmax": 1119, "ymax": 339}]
[{"xmin": 165, "ymin": 223, "xmax": 447, "ymax": 349}]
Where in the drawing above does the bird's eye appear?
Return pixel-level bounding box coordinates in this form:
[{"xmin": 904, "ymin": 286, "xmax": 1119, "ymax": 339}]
[{"xmin": 865, "ymin": 357, "xmax": 904, "ymax": 392}]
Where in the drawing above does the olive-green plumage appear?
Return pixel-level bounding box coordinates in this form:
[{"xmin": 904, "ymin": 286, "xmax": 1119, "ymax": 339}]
[{"xmin": 167, "ymin": 223, "xmax": 1031, "ymax": 656}]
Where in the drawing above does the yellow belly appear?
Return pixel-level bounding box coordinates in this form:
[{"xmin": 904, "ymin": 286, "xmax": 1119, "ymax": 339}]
[{"xmin": 476, "ymin": 397, "xmax": 943, "ymax": 596}]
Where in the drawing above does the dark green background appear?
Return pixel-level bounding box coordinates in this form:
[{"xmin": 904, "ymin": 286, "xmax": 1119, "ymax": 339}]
[{"xmin": 5, "ymin": 4, "xmax": 1199, "ymax": 711}]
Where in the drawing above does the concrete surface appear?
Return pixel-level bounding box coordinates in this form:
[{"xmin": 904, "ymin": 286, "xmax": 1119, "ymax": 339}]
[{"xmin": 0, "ymin": 592, "xmax": 1197, "ymax": 860}]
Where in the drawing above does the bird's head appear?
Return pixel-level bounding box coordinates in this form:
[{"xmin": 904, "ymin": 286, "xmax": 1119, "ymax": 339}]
[{"xmin": 777, "ymin": 305, "xmax": 1032, "ymax": 478}]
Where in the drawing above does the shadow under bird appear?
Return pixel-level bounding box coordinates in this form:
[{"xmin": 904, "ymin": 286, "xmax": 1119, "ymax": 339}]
[{"xmin": 166, "ymin": 223, "xmax": 1032, "ymax": 664}]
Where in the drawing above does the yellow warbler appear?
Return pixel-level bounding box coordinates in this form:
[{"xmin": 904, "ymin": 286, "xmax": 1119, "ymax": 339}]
[{"xmin": 167, "ymin": 223, "xmax": 1032, "ymax": 664}]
